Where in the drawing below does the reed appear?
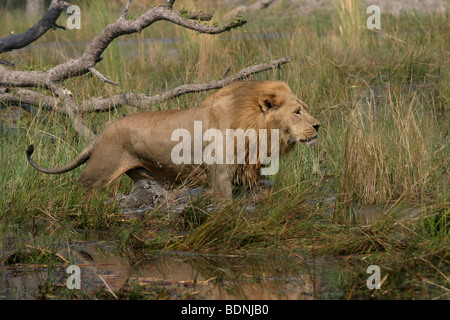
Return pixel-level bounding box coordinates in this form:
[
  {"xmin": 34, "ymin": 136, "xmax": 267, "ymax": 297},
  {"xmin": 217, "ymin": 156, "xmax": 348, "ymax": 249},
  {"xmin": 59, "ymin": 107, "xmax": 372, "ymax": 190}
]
[{"xmin": 0, "ymin": 0, "xmax": 448, "ymax": 299}]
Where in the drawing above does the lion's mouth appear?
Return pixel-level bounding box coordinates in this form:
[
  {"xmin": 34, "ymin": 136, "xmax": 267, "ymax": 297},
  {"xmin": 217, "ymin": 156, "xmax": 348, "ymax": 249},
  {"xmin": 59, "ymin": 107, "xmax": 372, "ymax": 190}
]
[{"xmin": 299, "ymin": 135, "xmax": 318, "ymax": 146}]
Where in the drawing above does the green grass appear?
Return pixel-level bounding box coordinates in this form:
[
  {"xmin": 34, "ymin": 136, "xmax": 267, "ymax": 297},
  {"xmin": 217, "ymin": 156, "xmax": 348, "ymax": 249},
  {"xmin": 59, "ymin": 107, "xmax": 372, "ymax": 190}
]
[{"xmin": 0, "ymin": 0, "xmax": 448, "ymax": 299}]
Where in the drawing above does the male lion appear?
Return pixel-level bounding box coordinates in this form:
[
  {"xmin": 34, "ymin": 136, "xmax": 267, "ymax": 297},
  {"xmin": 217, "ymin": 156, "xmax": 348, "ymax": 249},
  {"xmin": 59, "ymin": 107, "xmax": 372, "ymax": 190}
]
[{"xmin": 26, "ymin": 81, "xmax": 320, "ymax": 203}]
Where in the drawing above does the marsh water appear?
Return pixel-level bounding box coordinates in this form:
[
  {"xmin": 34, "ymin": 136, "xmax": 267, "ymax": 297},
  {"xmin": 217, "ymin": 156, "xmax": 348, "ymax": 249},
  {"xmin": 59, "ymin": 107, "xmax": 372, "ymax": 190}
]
[
  {"xmin": 0, "ymin": 201, "xmax": 446, "ymax": 301},
  {"xmin": 0, "ymin": 232, "xmax": 378, "ymax": 300},
  {"xmin": 1, "ymin": 8, "xmax": 448, "ymax": 299},
  {"xmin": 1, "ymin": 86, "xmax": 447, "ymax": 300},
  {"xmin": 1, "ymin": 80, "xmax": 447, "ymax": 300}
]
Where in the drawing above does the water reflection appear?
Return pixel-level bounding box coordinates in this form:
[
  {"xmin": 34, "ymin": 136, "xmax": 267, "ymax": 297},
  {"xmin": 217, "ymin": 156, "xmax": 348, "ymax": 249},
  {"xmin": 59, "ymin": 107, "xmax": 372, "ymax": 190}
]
[{"xmin": 0, "ymin": 238, "xmax": 359, "ymax": 299}]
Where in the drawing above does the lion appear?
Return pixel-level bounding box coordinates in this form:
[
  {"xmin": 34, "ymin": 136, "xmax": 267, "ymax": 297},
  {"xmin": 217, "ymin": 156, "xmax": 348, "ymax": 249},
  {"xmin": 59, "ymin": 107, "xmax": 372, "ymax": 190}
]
[{"xmin": 26, "ymin": 81, "xmax": 320, "ymax": 203}]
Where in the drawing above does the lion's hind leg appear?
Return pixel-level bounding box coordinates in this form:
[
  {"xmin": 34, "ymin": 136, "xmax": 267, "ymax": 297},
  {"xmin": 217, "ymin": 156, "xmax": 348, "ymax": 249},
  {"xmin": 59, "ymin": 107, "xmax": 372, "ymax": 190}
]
[
  {"xmin": 125, "ymin": 168, "xmax": 153, "ymax": 182},
  {"xmin": 78, "ymin": 151, "xmax": 140, "ymax": 189}
]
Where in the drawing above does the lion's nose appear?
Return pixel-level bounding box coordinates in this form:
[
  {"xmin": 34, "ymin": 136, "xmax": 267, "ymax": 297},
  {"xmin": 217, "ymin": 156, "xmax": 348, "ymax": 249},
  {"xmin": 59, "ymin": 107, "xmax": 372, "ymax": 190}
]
[{"xmin": 313, "ymin": 124, "xmax": 320, "ymax": 132}]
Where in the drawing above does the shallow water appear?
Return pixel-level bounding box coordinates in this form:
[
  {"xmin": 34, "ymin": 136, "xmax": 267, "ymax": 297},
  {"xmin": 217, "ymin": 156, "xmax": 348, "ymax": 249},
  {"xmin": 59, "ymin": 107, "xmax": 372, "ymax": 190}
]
[
  {"xmin": 0, "ymin": 178, "xmax": 444, "ymax": 300},
  {"xmin": 0, "ymin": 236, "xmax": 361, "ymax": 300},
  {"xmin": 1, "ymin": 227, "xmax": 447, "ymax": 300}
]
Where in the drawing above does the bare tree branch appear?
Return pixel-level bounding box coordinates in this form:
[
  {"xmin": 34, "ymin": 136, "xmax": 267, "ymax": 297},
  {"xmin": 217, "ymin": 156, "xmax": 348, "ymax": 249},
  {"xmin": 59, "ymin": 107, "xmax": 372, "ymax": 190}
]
[
  {"xmin": 0, "ymin": 87, "xmax": 95, "ymax": 139},
  {"xmin": 121, "ymin": 0, "xmax": 133, "ymax": 19},
  {"xmin": 1, "ymin": 58, "xmax": 292, "ymax": 115},
  {"xmin": 225, "ymin": 0, "xmax": 278, "ymax": 19},
  {"xmin": 0, "ymin": 4, "xmax": 246, "ymax": 90},
  {"xmin": 183, "ymin": 11, "xmax": 214, "ymax": 21},
  {"xmin": 0, "ymin": 0, "xmax": 70, "ymax": 54},
  {"xmin": 0, "ymin": 88, "xmax": 62, "ymax": 112},
  {"xmin": 0, "ymin": 60, "xmax": 15, "ymax": 67},
  {"xmin": 0, "ymin": 0, "xmax": 254, "ymax": 140},
  {"xmin": 88, "ymin": 67, "xmax": 119, "ymax": 86},
  {"xmin": 80, "ymin": 57, "xmax": 292, "ymax": 112},
  {"xmin": 164, "ymin": 0, "xmax": 176, "ymax": 9},
  {"xmin": 249, "ymin": 0, "xmax": 278, "ymax": 11},
  {"xmin": 222, "ymin": 66, "xmax": 231, "ymax": 79},
  {"xmin": 61, "ymin": 95, "xmax": 96, "ymax": 139}
]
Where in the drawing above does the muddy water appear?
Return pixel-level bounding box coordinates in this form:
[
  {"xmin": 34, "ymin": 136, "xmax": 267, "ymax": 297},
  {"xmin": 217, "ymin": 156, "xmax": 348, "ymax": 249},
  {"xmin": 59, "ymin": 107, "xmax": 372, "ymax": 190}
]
[
  {"xmin": 0, "ymin": 184, "xmax": 439, "ymax": 300},
  {"xmin": 0, "ymin": 234, "xmax": 362, "ymax": 300}
]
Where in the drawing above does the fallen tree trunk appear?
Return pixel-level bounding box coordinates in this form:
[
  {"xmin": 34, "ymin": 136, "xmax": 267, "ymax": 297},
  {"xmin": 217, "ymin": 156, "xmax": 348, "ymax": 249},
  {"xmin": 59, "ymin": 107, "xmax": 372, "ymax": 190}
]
[{"xmin": 0, "ymin": 0, "xmax": 291, "ymax": 140}]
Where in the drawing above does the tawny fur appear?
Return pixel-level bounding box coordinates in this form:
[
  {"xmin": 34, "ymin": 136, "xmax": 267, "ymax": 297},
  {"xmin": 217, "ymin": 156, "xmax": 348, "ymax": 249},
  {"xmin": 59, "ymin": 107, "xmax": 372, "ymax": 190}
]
[{"xmin": 26, "ymin": 81, "xmax": 320, "ymax": 203}]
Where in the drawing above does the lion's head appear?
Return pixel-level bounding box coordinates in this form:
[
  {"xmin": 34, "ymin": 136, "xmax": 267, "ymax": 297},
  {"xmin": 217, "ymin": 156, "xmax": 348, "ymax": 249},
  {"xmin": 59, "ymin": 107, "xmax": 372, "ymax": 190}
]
[
  {"xmin": 208, "ymin": 80, "xmax": 320, "ymax": 150},
  {"xmin": 203, "ymin": 80, "xmax": 320, "ymax": 188},
  {"xmin": 256, "ymin": 81, "xmax": 320, "ymax": 148}
]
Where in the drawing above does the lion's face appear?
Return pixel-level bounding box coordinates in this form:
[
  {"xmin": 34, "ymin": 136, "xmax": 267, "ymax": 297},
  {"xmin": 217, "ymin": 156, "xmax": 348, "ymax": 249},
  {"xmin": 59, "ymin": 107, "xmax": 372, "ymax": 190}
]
[{"xmin": 258, "ymin": 85, "xmax": 320, "ymax": 147}]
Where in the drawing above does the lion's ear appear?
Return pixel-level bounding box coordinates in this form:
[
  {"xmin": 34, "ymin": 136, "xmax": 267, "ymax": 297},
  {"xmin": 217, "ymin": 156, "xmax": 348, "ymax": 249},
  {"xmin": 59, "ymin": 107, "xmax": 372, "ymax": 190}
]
[{"xmin": 259, "ymin": 95, "xmax": 278, "ymax": 114}]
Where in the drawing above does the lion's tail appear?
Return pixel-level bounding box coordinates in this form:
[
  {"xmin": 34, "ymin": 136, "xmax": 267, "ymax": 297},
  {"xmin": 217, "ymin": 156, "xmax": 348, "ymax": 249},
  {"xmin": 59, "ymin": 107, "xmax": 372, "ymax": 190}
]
[{"xmin": 26, "ymin": 140, "xmax": 95, "ymax": 175}]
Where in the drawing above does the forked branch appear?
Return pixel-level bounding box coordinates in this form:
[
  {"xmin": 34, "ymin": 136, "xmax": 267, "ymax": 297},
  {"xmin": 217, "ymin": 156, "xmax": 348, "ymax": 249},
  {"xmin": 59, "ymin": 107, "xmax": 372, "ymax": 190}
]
[
  {"xmin": 0, "ymin": 1, "xmax": 247, "ymax": 91},
  {"xmin": 80, "ymin": 57, "xmax": 292, "ymax": 112},
  {"xmin": 0, "ymin": 0, "xmax": 288, "ymax": 141},
  {"xmin": 0, "ymin": 0, "xmax": 69, "ymax": 54}
]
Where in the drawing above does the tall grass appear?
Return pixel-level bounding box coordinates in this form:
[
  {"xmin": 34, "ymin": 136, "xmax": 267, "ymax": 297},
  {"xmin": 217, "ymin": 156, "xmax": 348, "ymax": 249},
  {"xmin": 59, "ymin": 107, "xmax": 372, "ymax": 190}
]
[
  {"xmin": 0, "ymin": 0, "xmax": 448, "ymax": 299},
  {"xmin": 337, "ymin": 87, "xmax": 447, "ymax": 205},
  {"xmin": 334, "ymin": 0, "xmax": 366, "ymax": 48}
]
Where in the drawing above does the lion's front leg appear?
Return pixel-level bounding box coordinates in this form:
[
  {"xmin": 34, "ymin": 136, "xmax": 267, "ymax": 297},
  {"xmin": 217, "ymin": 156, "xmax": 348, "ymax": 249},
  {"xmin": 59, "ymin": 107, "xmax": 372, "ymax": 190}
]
[{"xmin": 206, "ymin": 164, "xmax": 233, "ymax": 205}]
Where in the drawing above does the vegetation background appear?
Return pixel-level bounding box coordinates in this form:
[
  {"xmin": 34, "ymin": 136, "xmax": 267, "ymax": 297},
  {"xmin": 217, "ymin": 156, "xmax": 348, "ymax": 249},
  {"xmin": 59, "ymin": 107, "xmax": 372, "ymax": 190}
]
[{"xmin": 0, "ymin": 0, "xmax": 448, "ymax": 299}]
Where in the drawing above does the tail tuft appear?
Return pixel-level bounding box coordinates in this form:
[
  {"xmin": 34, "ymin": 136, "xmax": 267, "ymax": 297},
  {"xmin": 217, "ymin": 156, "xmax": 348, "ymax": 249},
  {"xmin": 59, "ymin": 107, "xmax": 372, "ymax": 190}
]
[{"xmin": 26, "ymin": 144, "xmax": 35, "ymax": 159}]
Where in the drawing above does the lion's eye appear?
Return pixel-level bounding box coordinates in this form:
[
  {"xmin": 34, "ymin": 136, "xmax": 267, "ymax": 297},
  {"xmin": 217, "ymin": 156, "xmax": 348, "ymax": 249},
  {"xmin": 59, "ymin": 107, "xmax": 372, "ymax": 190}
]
[{"xmin": 294, "ymin": 110, "xmax": 301, "ymax": 115}]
